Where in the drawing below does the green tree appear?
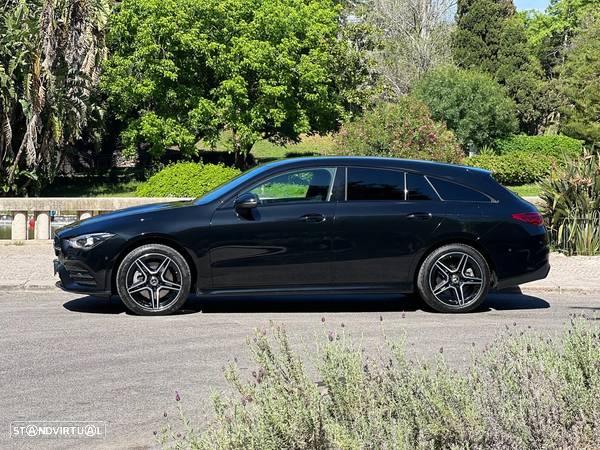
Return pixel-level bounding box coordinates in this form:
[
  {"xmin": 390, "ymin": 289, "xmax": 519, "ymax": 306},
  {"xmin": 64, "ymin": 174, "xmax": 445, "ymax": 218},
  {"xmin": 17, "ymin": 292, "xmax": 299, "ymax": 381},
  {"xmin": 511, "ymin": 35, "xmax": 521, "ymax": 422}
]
[
  {"xmin": 452, "ymin": 0, "xmax": 548, "ymax": 134},
  {"xmin": 333, "ymin": 98, "xmax": 463, "ymax": 163},
  {"xmin": 0, "ymin": 0, "xmax": 110, "ymax": 195},
  {"xmin": 522, "ymin": 0, "xmax": 599, "ymax": 74},
  {"xmin": 414, "ymin": 66, "xmax": 518, "ymax": 149},
  {"xmin": 558, "ymin": 13, "xmax": 600, "ymax": 144},
  {"xmin": 102, "ymin": 0, "xmax": 368, "ymax": 168}
]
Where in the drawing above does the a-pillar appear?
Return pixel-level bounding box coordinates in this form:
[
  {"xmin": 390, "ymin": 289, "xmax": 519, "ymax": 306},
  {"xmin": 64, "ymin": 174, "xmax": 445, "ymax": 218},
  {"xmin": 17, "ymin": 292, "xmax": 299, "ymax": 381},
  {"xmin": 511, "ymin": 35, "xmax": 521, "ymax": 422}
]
[
  {"xmin": 34, "ymin": 211, "xmax": 50, "ymax": 240},
  {"xmin": 11, "ymin": 211, "xmax": 27, "ymax": 240}
]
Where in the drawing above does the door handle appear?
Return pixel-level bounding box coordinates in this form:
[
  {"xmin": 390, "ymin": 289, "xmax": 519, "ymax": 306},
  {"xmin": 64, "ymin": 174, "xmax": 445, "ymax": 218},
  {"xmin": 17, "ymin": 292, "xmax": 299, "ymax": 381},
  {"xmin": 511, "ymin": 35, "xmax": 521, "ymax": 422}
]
[
  {"xmin": 407, "ymin": 212, "xmax": 432, "ymax": 220},
  {"xmin": 300, "ymin": 214, "xmax": 326, "ymax": 223}
]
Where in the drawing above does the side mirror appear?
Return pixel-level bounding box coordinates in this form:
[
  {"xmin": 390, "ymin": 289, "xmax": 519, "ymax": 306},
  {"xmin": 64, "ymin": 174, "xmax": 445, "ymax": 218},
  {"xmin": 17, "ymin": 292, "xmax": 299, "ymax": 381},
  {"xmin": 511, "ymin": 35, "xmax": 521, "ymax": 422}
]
[{"xmin": 234, "ymin": 192, "xmax": 259, "ymax": 211}]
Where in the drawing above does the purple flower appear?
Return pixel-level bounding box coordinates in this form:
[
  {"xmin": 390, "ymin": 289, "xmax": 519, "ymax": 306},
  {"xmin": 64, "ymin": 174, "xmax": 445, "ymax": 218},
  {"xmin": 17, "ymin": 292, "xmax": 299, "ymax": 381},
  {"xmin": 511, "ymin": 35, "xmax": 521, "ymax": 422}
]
[
  {"xmin": 175, "ymin": 391, "xmax": 181, "ymax": 402},
  {"xmin": 328, "ymin": 330, "xmax": 335, "ymax": 342}
]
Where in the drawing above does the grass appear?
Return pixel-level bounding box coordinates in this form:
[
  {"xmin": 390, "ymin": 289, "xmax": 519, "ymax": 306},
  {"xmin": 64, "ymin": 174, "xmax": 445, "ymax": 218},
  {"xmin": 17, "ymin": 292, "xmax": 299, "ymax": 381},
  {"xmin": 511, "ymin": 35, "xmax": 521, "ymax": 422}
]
[
  {"xmin": 41, "ymin": 178, "xmax": 142, "ymax": 197},
  {"xmin": 507, "ymin": 183, "xmax": 542, "ymax": 197},
  {"xmin": 200, "ymin": 132, "xmax": 335, "ymax": 162}
]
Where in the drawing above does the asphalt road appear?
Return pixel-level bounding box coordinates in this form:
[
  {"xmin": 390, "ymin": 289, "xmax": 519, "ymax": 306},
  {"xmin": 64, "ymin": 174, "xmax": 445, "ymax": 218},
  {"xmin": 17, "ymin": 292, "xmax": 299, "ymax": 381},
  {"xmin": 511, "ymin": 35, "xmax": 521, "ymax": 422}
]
[{"xmin": 0, "ymin": 290, "xmax": 598, "ymax": 449}]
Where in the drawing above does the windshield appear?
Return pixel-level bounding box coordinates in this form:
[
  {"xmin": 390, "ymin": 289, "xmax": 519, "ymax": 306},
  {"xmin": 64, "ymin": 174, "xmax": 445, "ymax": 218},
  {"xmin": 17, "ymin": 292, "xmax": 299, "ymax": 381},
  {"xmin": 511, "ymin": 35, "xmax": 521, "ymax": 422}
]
[{"xmin": 194, "ymin": 164, "xmax": 272, "ymax": 205}]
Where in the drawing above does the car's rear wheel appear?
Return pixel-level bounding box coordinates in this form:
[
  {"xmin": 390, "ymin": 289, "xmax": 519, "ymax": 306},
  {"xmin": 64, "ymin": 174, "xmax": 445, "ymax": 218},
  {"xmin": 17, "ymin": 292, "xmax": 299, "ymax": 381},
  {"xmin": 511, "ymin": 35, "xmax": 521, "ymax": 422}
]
[
  {"xmin": 116, "ymin": 244, "xmax": 191, "ymax": 315},
  {"xmin": 417, "ymin": 243, "xmax": 490, "ymax": 313}
]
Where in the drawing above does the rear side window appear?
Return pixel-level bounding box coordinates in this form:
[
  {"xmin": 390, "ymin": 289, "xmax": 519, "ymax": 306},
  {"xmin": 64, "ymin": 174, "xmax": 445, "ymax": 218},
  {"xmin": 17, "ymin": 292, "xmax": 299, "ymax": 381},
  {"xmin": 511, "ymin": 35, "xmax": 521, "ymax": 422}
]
[
  {"xmin": 347, "ymin": 168, "xmax": 405, "ymax": 201},
  {"xmin": 429, "ymin": 177, "xmax": 491, "ymax": 202},
  {"xmin": 406, "ymin": 173, "xmax": 438, "ymax": 201}
]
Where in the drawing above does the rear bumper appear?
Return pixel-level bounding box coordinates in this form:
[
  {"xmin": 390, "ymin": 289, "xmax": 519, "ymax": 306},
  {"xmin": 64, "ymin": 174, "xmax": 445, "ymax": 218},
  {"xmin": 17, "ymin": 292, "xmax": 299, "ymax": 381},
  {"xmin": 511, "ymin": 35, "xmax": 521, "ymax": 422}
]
[{"xmin": 495, "ymin": 261, "xmax": 550, "ymax": 290}]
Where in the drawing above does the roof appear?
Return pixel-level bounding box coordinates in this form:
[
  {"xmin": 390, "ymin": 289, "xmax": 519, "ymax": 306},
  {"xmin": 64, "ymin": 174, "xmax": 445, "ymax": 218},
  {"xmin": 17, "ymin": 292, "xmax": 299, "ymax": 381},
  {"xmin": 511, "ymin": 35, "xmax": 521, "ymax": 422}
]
[{"xmin": 259, "ymin": 156, "xmax": 491, "ymax": 181}]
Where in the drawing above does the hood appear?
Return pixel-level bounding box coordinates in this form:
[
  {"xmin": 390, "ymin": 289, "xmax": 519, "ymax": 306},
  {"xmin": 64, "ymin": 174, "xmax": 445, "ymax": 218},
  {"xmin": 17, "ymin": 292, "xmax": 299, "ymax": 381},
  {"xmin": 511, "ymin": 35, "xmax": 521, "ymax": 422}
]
[{"xmin": 56, "ymin": 200, "xmax": 193, "ymax": 237}]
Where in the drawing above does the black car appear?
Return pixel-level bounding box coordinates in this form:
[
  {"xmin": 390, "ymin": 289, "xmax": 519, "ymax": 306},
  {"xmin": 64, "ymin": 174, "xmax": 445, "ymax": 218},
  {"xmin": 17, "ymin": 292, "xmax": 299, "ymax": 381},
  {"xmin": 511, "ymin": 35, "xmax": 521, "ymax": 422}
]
[{"xmin": 54, "ymin": 157, "xmax": 550, "ymax": 315}]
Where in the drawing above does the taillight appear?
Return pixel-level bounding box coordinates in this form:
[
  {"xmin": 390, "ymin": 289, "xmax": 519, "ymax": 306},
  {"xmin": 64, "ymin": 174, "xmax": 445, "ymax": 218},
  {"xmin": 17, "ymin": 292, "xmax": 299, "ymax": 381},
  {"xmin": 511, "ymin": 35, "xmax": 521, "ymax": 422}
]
[{"xmin": 512, "ymin": 212, "xmax": 543, "ymax": 226}]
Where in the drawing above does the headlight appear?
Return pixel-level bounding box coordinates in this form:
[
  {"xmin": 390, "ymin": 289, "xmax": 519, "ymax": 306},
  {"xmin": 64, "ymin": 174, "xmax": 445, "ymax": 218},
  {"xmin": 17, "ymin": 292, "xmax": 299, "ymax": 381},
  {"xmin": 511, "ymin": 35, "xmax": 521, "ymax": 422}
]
[{"xmin": 66, "ymin": 233, "xmax": 114, "ymax": 250}]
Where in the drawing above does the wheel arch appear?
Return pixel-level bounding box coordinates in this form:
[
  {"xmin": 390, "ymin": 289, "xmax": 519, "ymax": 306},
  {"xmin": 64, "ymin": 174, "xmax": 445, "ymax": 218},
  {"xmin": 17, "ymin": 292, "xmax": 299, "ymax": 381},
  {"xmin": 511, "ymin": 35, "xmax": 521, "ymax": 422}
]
[
  {"xmin": 109, "ymin": 235, "xmax": 198, "ymax": 295},
  {"xmin": 411, "ymin": 236, "xmax": 497, "ymax": 291}
]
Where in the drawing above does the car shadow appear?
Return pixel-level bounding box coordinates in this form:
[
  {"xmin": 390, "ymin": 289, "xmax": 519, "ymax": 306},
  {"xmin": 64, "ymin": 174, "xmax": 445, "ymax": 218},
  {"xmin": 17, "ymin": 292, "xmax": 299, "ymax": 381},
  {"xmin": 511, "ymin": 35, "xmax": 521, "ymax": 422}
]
[{"xmin": 63, "ymin": 291, "xmax": 550, "ymax": 315}]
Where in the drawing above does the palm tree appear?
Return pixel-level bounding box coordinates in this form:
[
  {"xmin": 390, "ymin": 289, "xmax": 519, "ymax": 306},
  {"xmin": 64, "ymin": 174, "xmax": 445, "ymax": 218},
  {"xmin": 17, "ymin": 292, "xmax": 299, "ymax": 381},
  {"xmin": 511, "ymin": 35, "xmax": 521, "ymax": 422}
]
[{"xmin": 0, "ymin": 0, "xmax": 112, "ymax": 195}]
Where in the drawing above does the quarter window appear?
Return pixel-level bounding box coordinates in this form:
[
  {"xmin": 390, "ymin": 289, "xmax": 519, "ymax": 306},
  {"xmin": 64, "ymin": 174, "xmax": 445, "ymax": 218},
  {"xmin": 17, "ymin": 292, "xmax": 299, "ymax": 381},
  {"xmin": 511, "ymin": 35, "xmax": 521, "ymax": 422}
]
[
  {"xmin": 347, "ymin": 168, "xmax": 405, "ymax": 201},
  {"xmin": 406, "ymin": 173, "xmax": 438, "ymax": 201},
  {"xmin": 429, "ymin": 178, "xmax": 491, "ymax": 202},
  {"xmin": 249, "ymin": 168, "xmax": 334, "ymax": 204}
]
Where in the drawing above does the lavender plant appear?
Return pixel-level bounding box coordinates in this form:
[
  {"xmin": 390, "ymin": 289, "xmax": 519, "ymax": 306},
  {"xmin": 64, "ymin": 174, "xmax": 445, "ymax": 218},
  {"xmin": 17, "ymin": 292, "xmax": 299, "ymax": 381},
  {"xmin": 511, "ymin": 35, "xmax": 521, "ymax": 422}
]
[{"xmin": 160, "ymin": 319, "xmax": 600, "ymax": 449}]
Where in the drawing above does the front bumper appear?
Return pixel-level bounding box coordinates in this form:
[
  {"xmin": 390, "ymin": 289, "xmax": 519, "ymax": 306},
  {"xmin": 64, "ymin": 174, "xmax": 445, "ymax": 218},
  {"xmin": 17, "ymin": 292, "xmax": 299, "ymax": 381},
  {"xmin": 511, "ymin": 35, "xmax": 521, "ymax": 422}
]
[{"xmin": 53, "ymin": 258, "xmax": 111, "ymax": 297}]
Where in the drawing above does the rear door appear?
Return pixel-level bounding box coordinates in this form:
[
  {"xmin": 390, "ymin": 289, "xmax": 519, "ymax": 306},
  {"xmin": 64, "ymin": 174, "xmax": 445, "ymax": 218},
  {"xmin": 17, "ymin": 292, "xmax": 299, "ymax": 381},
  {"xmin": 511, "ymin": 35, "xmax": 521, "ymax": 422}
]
[{"xmin": 331, "ymin": 167, "xmax": 443, "ymax": 290}]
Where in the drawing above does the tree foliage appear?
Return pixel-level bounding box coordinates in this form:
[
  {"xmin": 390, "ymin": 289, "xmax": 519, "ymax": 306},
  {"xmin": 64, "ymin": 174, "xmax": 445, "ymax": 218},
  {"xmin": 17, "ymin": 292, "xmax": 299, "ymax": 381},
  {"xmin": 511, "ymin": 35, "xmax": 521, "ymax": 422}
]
[
  {"xmin": 522, "ymin": 0, "xmax": 599, "ymax": 74},
  {"xmin": 0, "ymin": 0, "xmax": 110, "ymax": 195},
  {"xmin": 356, "ymin": 0, "xmax": 455, "ymax": 96},
  {"xmin": 452, "ymin": 0, "xmax": 549, "ymax": 134},
  {"xmin": 102, "ymin": 0, "xmax": 369, "ymax": 168},
  {"xmin": 414, "ymin": 66, "xmax": 518, "ymax": 149},
  {"xmin": 558, "ymin": 12, "xmax": 600, "ymax": 145}
]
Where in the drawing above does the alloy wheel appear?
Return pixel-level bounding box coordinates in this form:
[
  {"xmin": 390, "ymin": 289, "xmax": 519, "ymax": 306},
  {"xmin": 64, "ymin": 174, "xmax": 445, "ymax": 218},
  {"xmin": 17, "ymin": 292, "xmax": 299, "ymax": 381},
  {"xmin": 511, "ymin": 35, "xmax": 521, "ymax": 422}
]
[
  {"xmin": 428, "ymin": 251, "xmax": 484, "ymax": 308},
  {"xmin": 125, "ymin": 253, "xmax": 183, "ymax": 311}
]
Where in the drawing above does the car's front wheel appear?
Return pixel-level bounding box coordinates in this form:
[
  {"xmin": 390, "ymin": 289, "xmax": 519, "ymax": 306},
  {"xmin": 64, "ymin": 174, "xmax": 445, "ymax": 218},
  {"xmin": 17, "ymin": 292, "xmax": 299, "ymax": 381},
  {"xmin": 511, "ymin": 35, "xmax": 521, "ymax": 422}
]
[
  {"xmin": 116, "ymin": 244, "xmax": 191, "ymax": 315},
  {"xmin": 417, "ymin": 243, "xmax": 490, "ymax": 313}
]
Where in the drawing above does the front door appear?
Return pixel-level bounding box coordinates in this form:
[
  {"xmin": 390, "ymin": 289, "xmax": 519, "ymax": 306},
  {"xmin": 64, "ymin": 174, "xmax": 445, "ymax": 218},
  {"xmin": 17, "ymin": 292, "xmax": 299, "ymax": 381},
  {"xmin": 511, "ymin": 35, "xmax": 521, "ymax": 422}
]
[{"xmin": 208, "ymin": 167, "xmax": 337, "ymax": 290}]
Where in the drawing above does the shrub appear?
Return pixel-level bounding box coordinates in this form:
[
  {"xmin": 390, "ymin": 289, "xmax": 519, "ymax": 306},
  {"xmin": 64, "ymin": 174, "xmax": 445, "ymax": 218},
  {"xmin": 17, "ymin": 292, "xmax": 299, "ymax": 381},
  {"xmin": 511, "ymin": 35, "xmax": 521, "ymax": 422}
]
[
  {"xmin": 332, "ymin": 98, "xmax": 464, "ymax": 163},
  {"xmin": 540, "ymin": 149, "xmax": 600, "ymax": 255},
  {"xmin": 495, "ymin": 135, "xmax": 584, "ymax": 159},
  {"xmin": 466, "ymin": 151, "xmax": 554, "ymax": 185},
  {"xmin": 136, "ymin": 162, "xmax": 241, "ymax": 198},
  {"xmin": 414, "ymin": 66, "xmax": 518, "ymax": 149},
  {"xmin": 160, "ymin": 320, "xmax": 600, "ymax": 449}
]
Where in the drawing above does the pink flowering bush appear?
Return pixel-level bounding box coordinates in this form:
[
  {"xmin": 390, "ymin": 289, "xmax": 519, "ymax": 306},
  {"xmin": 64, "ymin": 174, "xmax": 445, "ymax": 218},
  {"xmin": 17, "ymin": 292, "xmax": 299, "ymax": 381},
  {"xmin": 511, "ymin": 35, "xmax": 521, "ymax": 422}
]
[{"xmin": 332, "ymin": 98, "xmax": 464, "ymax": 164}]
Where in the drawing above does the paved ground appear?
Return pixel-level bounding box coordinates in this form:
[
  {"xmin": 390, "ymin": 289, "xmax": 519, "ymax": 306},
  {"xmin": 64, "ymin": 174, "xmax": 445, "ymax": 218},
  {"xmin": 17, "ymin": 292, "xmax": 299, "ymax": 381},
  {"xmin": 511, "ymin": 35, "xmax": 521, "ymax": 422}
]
[{"xmin": 0, "ymin": 289, "xmax": 598, "ymax": 449}]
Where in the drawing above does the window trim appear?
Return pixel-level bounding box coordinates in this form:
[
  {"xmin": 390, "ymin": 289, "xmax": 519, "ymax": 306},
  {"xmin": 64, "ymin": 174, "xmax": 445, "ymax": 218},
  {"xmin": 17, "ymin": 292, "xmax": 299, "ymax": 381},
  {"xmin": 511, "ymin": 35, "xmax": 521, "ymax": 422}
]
[{"xmin": 243, "ymin": 167, "xmax": 338, "ymax": 206}]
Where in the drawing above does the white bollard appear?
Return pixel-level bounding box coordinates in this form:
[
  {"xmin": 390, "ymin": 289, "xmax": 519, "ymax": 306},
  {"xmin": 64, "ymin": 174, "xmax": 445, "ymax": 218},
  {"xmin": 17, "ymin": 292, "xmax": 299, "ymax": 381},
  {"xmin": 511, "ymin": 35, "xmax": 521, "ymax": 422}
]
[
  {"xmin": 34, "ymin": 211, "xmax": 51, "ymax": 240},
  {"xmin": 79, "ymin": 211, "xmax": 93, "ymax": 221},
  {"xmin": 11, "ymin": 211, "xmax": 27, "ymax": 240}
]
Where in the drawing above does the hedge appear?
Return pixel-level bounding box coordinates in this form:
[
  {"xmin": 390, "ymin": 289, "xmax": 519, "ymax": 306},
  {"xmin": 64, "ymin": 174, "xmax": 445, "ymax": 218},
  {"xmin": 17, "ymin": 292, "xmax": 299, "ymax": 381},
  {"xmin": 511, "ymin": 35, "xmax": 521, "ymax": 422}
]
[
  {"xmin": 136, "ymin": 162, "xmax": 241, "ymax": 197},
  {"xmin": 467, "ymin": 151, "xmax": 555, "ymax": 185},
  {"xmin": 494, "ymin": 135, "xmax": 583, "ymax": 159}
]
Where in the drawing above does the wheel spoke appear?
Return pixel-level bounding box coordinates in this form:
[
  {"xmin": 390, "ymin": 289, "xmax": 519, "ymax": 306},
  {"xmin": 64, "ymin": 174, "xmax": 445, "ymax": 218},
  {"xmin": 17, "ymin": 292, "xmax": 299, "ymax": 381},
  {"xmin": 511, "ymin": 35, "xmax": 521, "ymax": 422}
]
[
  {"xmin": 128, "ymin": 280, "xmax": 148, "ymax": 295},
  {"xmin": 160, "ymin": 279, "xmax": 181, "ymax": 291},
  {"xmin": 456, "ymin": 254, "xmax": 468, "ymax": 274},
  {"xmin": 451, "ymin": 285, "xmax": 465, "ymax": 306},
  {"xmin": 135, "ymin": 259, "xmax": 153, "ymax": 276},
  {"xmin": 433, "ymin": 280, "xmax": 451, "ymax": 295},
  {"xmin": 155, "ymin": 257, "xmax": 172, "ymax": 276},
  {"xmin": 435, "ymin": 260, "xmax": 453, "ymax": 277}
]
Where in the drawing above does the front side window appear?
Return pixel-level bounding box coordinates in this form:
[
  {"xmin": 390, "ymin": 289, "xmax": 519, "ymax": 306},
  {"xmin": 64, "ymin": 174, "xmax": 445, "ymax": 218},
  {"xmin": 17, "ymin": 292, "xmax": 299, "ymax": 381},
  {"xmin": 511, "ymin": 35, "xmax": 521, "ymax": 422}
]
[
  {"xmin": 347, "ymin": 168, "xmax": 405, "ymax": 201},
  {"xmin": 249, "ymin": 168, "xmax": 335, "ymax": 204}
]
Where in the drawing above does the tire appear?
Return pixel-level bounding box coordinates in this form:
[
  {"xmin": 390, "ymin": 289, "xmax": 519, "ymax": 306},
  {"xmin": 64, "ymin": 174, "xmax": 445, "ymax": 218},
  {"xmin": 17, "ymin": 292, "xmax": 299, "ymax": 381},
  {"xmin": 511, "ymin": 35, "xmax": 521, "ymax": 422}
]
[
  {"xmin": 116, "ymin": 244, "xmax": 191, "ymax": 316},
  {"xmin": 416, "ymin": 243, "xmax": 490, "ymax": 313}
]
